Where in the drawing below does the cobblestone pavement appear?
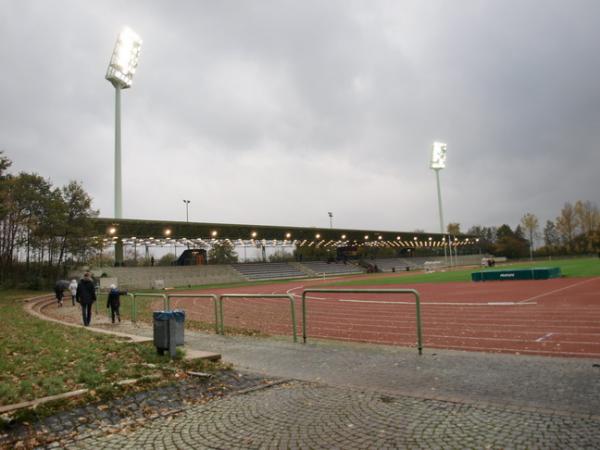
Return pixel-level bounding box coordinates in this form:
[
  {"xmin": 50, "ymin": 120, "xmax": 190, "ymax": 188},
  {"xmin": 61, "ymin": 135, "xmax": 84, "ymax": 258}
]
[
  {"xmin": 78, "ymin": 318, "xmax": 600, "ymax": 416},
  {"xmin": 67, "ymin": 381, "xmax": 600, "ymax": 449},
  {"xmin": 1, "ymin": 371, "xmax": 277, "ymax": 449}
]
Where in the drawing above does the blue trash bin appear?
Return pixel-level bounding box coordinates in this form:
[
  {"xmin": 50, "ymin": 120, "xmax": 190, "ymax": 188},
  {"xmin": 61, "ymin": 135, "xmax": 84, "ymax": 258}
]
[
  {"xmin": 172, "ymin": 309, "xmax": 185, "ymax": 346},
  {"xmin": 153, "ymin": 310, "xmax": 185, "ymax": 354}
]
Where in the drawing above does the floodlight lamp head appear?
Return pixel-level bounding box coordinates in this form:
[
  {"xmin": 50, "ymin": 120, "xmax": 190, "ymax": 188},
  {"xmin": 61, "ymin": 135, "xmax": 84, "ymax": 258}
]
[
  {"xmin": 430, "ymin": 141, "xmax": 447, "ymax": 170},
  {"xmin": 106, "ymin": 27, "xmax": 142, "ymax": 89}
]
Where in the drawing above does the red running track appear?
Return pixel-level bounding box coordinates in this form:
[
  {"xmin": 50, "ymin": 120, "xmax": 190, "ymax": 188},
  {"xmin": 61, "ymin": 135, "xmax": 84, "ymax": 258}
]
[{"xmin": 168, "ymin": 276, "xmax": 600, "ymax": 358}]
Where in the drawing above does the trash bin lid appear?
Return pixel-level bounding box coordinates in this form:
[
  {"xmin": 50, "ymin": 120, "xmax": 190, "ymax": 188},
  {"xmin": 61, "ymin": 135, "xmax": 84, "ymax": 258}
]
[
  {"xmin": 153, "ymin": 311, "xmax": 175, "ymax": 320},
  {"xmin": 172, "ymin": 309, "xmax": 186, "ymax": 322}
]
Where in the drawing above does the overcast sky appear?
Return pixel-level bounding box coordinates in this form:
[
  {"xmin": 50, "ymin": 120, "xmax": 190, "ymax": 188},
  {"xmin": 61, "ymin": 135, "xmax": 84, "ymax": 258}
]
[{"xmin": 1, "ymin": 0, "xmax": 599, "ymax": 234}]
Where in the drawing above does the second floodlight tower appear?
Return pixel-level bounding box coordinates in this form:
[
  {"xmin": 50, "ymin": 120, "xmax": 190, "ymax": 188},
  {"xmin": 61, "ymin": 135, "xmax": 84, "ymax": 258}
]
[
  {"xmin": 430, "ymin": 142, "xmax": 448, "ymax": 262},
  {"xmin": 105, "ymin": 27, "xmax": 142, "ymax": 219}
]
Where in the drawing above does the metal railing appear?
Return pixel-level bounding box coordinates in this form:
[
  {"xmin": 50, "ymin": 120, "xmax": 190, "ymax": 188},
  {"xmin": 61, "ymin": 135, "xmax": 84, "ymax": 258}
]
[
  {"xmin": 130, "ymin": 292, "xmax": 168, "ymax": 323},
  {"xmin": 301, "ymin": 288, "xmax": 423, "ymax": 355},
  {"xmin": 219, "ymin": 294, "xmax": 298, "ymax": 343},
  {"xmin": 166, "ymin": 293, "xmax": 220, "ymax": 334}
]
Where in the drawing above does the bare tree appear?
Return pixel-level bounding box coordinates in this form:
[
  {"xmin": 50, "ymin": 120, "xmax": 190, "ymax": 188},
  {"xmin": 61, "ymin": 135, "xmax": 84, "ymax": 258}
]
[
  {"xmin": 574, "ymin": 200, "xmax": 600, "ymax": 252},
  {"xmin": 556, "ymin": 202, "xmax": 577, "ymax": 253},
  {"xmin": 520, "ymin": 213, "xmax": 539, "ymax": 260}
]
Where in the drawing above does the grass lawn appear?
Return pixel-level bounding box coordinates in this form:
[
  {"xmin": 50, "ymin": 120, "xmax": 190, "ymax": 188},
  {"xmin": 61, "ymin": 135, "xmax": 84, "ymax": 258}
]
[
  {"xmin": 326, "ymin": 257, "xmax": 600, "ymax": 287},
  {"xmin": 0, "ymin": 290, "xmax": 222, "ymax": 419}
]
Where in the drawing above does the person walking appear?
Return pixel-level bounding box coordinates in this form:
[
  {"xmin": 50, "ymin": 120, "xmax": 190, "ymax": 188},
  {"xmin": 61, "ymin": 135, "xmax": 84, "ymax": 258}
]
[
  {"xmin": 54, "ymin": 281, "xmax": 65, "ymax": 307},
  {"xmin": 68, "ymin": 279, "xmax": 78, "ymax": 306},
  {"xmin": 54, "ymin": 280, "xmax": 71, "ymax": 306},
  {"xmin": 76, "ymin": 272, "xmax": 96, "ymax": 326},
  {"xmin": 106, "ymin": 284, "xmax": 127, "ymax": 323}
]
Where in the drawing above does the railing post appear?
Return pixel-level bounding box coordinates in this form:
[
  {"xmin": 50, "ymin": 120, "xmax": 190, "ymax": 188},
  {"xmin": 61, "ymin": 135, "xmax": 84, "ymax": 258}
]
[
  {"xmin": 287, "ymin": 294, "xmax": 298, "ymax": 343},
  {"xmin": 302, "ymin": 291, "xmax": 308, "ymax": 344},
  {"xmin": 218, "ymin": 295, "xmax": 223, "ymax": 334},
  {"xmin": 131, "ymin": 293, "xmax": 137, "ymax": 323},
  {"xmin": 414, "ymin": 290, "xmax": 423, "ymax": 355}
]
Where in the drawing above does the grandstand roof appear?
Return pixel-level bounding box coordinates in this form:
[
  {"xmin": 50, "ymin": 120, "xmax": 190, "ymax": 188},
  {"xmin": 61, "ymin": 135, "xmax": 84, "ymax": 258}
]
[{"xmin": 92, "ymin": 217, "xmax": 477, "ymax": 249}]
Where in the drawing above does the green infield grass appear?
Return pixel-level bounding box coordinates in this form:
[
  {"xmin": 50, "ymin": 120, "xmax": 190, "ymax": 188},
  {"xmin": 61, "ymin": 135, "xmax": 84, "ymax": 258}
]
[{"xmin": 325, "ymin": 257, "xmax": 600, "ymax": 287}]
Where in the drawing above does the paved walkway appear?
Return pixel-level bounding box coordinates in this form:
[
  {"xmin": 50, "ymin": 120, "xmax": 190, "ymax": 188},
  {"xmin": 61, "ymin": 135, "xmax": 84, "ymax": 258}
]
[
  {"xmin": 68, "ymin": 381, "xmax": 600, "ymax": 449},
  {"xmin": 36, "ymin": 300, "xmax": 600, "ymax": 448}
]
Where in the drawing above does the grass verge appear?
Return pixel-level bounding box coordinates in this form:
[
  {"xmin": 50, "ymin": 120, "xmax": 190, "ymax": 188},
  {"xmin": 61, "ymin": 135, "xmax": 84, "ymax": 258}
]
[{"xmin": 0, "ymin": 290, "xmax": 225, "ymax": 421}]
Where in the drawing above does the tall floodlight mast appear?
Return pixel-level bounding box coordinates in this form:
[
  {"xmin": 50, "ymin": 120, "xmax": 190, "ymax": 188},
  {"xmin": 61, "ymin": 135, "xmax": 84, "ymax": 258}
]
[
  {"xmin": 105, "ymin": 27, "xmax": 142, "ymax": 266},
  {"xmin": 430, "ymin": 142, "xmax": 449, "ymax": 265},
  {"xmin": 105, "ymin": 27, "xmax": 142, "ymax": 219}
]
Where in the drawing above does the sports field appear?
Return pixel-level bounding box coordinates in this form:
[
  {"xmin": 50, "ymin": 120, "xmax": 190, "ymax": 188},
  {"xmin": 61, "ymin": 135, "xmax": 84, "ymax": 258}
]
[{"xmin": 169, "ymin": 258, "xmax": 600, "ymax": 358}]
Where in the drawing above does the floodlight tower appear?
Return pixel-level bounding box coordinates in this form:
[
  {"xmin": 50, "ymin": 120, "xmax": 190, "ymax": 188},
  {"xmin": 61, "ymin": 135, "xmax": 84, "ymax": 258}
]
[
  {"xmin": 105, "ymin": 27, "xmax": 142, "ymax": 266},
  {"xmin": 105, "ymin": 27, "xmax": 142, "ymax": 220},
  {"xmin": 328, "ymin": 212, "xmax": 333, "ymax": 228},
  {"xmin": 430, "ymin": 142, "xmax": 449, "ymax": 265},
  {"xmin": 183, "ymin": 200, "xmax": 191, "ymax": 222}
]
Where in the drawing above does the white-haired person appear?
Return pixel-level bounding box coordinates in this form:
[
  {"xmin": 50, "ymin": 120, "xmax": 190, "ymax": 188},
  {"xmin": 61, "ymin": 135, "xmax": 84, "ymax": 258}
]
[
  {"xmin": 68, "ymin": 279, "xmax": 78, "ymax": 306},
  {"xmin": 106, "ymin": 284, "xmax": 128, "ymax": 323}
]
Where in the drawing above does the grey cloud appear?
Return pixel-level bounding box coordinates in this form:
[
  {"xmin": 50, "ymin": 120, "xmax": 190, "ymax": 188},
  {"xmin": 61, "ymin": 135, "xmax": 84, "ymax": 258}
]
[{"xmin": 1, "ymin": 0, "xmax": 599, "ymax": 233}]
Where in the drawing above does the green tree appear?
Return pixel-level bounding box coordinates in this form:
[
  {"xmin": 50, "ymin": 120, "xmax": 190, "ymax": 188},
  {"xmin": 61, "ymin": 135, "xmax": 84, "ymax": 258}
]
[
  {"xmin": 0, "ymin": 151, "xmax": 11, "ymax": 221},
  {"xmin": 556, "ymin": 202, "xmax": 577, "ymax": 253},
  {"xmin": 446, "ymin": 223, "xmax": 461, "ymax": 235},
  {"xmin": 0, "ymin": 152, "xmax": 99, "ymax": 286},
  {"xmin": 56, "ymin": 181, "xmax": 98, "ymax": 267},
  {"xmin": 494, "ymin": 224, "xmax": 528, "ymax": 258},
  {"xmin": 542, "ymin": 220, "xmax": 560, "ymax": 254},
  {"xmin": 208, "ymin": 241, "xmax": 238, "ymax": 264},
  {"xmin": 466, "ymin": 225, "xmax": 494, "ymax": 253},
  {"xmin": 158, "ymin": 253, "xmax": 177, "ymax": 266},
  {"xmin": 574, "ymin": 200, "xmax": 599, "ymax": 252}
]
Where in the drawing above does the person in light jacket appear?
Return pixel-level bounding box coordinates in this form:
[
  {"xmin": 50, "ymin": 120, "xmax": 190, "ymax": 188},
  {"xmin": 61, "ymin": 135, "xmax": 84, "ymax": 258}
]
[{"xmin": 68, "ymin": 279, "xmax": 78, "ymax": 306}]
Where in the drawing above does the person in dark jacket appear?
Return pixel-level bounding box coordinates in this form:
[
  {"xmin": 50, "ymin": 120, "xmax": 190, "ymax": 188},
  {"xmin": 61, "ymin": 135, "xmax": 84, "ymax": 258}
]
[
  {"xmin": 76, "ymin": 272, "xmax": 97, "ymax": 326},
  {"xmin": 106, "ymin": 284, "xmax": 127, "ymax": 323},
  {"xmin": 54, "ymin": 281, "xmax": 65, "ymax": 307}
]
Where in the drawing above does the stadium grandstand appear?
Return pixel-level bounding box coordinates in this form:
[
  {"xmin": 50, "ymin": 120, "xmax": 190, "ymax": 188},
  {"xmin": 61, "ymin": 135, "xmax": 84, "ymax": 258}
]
[
  {"xmin": 92, "ymin": 217, "xmax": 478, "ymax": 262},
  {"xmin": 83, "ymin": 218, "xmax": 482, "ymax": 287}
]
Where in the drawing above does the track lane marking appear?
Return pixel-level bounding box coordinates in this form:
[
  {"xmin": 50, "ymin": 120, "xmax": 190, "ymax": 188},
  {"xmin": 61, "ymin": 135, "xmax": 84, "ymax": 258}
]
[
  {"xmin": 338, "ymin": 299, "xmax": 536, "ymax": 306},
  {"xmin": 518, "ymin": 277, "xmax": 600, "ymax": 303},
  {"xmin": 535, "ymin": 332, "xmax": 555, "ymax": 342}
]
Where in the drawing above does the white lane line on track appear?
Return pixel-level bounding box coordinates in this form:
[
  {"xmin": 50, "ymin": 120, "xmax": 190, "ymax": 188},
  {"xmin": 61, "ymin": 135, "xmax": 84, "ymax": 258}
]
[
  {"xmin": 286, "ymin": 286, "xmax": 305, "ymax": 296},
  {"xmin": 518, "ymin": 277, "xmax": 599, "ymax": 303},
  {"xmin": 535, "ymin": 332, "xmax": 555, "ymax": 342},
  {"xmin": 338, "ymin": 299, "xmax": 537, "ymax": 306}
]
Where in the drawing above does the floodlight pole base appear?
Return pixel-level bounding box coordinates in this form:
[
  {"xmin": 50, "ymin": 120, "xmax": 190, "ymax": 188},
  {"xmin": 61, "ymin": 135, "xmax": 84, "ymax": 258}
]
[
  {"xmin": 114, "ymin": 239, "xmax": 124, "ymax": 266},
  {"xmin": 114, "ymin": 85, "xmax": 122, "ymax": 220},
  {"xmin": 434, "ymin": 169, "xmax": 448, "ymax": 266}
]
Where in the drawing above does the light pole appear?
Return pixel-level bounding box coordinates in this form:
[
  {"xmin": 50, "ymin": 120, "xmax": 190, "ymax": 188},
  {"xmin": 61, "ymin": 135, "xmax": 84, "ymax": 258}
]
[
  {"xmin": 328, "ymin": 211, "xmax": 333, "ymax": 228},
  {"xmin": 183, "ymin": 199, "xmax": 191, "ymax": 222},
  {"xmin": 430, "ymin": 142, "xmax": 448, "ymax": 265},
  {"xmin": 106, "ymin": 27, "xmax": 142, "ymax": 266}
]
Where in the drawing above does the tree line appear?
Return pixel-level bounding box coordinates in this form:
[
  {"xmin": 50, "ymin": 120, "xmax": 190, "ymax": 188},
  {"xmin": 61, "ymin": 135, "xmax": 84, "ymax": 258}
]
[
  {"xmin": 0, "ymin": 152, "xmax": 98, "ymax": 287},
  {"xmin": 465, "ymin": 201, "xmax": 600, "ymax": 258}
]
